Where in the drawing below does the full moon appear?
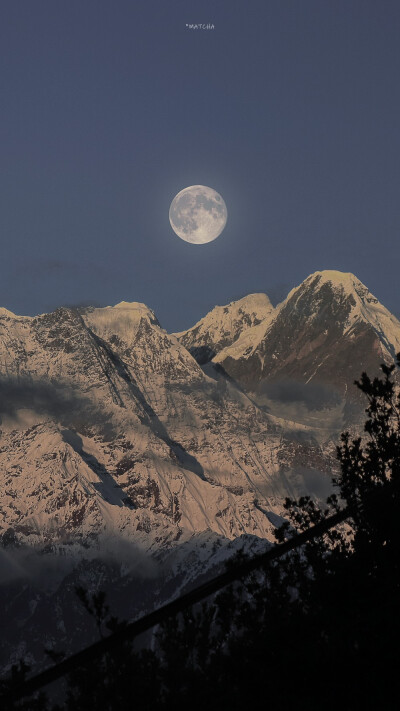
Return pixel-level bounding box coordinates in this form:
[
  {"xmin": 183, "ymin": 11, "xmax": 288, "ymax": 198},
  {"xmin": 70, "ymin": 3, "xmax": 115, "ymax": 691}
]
[{"xmin": 169, "ymin": 185, "xmax": 227, "ymax": 244}]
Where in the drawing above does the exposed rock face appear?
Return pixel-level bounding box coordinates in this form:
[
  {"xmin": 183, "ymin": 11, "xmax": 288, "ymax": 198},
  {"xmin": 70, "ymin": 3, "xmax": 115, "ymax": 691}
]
[
  {"xmin": 0, "ymin": 299, "xmax": 325, "ymax": 561},
  {"xmin": 213, "ymin": 271, "xmax": 400, "ymax": 433},
  {"xmin": 1, "ymin": 270, "xmax": 398, "ymax": 672},
  {"xmin": 2, "ymin": 271, "xmax": 398, "ymax": 555},
  {"xmin": 174, "ymin": 293, "xmax": 275, "ymax": 363}
]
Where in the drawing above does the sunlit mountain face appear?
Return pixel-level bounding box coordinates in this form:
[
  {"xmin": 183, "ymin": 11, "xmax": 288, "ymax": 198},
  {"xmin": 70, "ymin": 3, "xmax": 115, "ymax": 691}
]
[{"xmin": 1, "ymin": 270, "xmax": 399, "ymax": 671}]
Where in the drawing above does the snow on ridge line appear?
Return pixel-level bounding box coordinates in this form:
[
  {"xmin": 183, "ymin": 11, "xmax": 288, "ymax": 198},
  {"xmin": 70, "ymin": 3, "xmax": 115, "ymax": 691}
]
[
  {"xmin": 213, "ymin": 270, "xmax": 400, "ymax": 365},
  {"xmin": 87, "ymin": 301, "xmax": 159, "ymax": 321},
  {"xmin": 105, "ymin": 300, "xmax": 155, "ymax": 312},
  {"xmin": 173, "ymin": 293, "xmax": 274, "ymax": 339},
  {"xmin": 0, "ymin": 306, "xmax": 30, "ymax": 320},
  {"xmin": 83, "ymin": 301, "xmax": 161, "ymax": 339},
  {"xmin": 282, "ymin": 270, "xmax": 362, "ymax": 303},
  {"xmin": 0, "ymin": 301, "xmax": 159, "ymax": 322},
  {"xmin": 312, "ymin": 269, "xmax": 359, "ymax": 284},
  {"xmin": 213, "ymin": 318, "xmax": 275, "ymax": 363},
  {"xmin": 176, "ymin": 272, "xmax": 379, "ymax": 341},
  {"xmin": 304, "ymin": 272, "xmax": 400, "ymax": 350}
]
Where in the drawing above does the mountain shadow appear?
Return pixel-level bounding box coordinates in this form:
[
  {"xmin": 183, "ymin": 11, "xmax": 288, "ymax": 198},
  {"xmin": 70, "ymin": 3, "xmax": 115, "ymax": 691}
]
[
  {"xmin": 81, "ymin": 322, "xmax": 206, "ymax": 482},
  {"xmin": 61, "ymin": 429, "xmax": 135, "ymax": 509}
]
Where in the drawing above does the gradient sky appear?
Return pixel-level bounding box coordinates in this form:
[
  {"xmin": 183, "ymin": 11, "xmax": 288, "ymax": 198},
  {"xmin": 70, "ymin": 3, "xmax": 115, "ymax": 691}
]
[{"xmin": 1, "ymin": 0, "xmax": 399, "ymax": 331}]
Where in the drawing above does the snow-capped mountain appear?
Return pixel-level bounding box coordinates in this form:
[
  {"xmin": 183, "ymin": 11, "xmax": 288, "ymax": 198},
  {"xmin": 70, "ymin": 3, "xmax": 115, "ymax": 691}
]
[
  {"xmin": 0, "ymin": 299, "xmax": 329, "ymax": 557},
  {"xmin": 1, "ymin": 269, "xmax": 398, "ymax": 672},
  {"xmin": 1, "ymin": 269, "xmax": 398, "ymax": 559},
  {"xmin": 173, "ymin": 293, "xmax": 275, "ymax": 364},
  {"xmin": 212, "ymin": 271, "xmax": 400, "ymax": 432}
]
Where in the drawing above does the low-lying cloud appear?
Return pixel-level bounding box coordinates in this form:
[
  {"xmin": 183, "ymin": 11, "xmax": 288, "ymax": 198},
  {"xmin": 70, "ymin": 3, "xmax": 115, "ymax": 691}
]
[
  {"xmin": 259, "ymin": 379, "xmax": 341, "ymax": 410},
  {"xmin": 0, "ymin": 378, "xmax": 90, "ymax": 420},
  {"xmin": 0, "ymin": 536, "xmax": 158, "ymax": 588}
]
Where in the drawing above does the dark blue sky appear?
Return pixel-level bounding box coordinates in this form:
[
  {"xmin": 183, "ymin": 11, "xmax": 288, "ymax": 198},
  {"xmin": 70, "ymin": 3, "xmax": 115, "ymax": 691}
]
[{"xmin": 1, "ymin": 0, "xmax": 399, "ymax": 330}]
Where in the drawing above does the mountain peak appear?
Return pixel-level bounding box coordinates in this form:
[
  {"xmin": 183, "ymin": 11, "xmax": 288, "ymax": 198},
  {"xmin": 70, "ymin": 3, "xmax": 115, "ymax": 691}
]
[
  {"xmin": 214, "ymin": 270, "xmax": 400, "ymax": 428},
  {"xmin": 288, "ymin": 270, "xmax": 366, "ymax": 299},
  {"xmin": 311, "ymin": 269, "xmax": 357, "ymax": 283},
  {"xmin": 174, "ymin": 292, "xmax": 275, "ymax": 363},
  {"xmin": 282, "ymin": 271, "xmax": 384, "ymax": 320},
  {"xmin": 0, "ymin": 306, "xmax": 18, "ymax": 318},
  {"xmin": 99, "ymin": 300, "xmax": 159, "ymax": 321},
  {"xmin": 82, "ymin": 301, "xmax": 161, "ymax": 342},
  {"xmin": 111, "ymin": 300, "xmax": 153, "ymax": 311},
  {"xmin": 308, "ymin": 270, "xmax": 368, "ymax": 292},
  {"xmin": 226, "ymin": 292, "xmax": 273, "ymax": 310},
  {"xmin": 0, "ymin": 306, "xmax": 29, "ymax": 320}
]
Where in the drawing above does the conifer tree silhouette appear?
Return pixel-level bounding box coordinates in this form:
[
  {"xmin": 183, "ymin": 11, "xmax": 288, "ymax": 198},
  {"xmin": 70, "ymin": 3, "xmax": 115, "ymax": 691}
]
[{"xmin": 3, "ymin": 357, "xmax": 400, "ymax": 710}]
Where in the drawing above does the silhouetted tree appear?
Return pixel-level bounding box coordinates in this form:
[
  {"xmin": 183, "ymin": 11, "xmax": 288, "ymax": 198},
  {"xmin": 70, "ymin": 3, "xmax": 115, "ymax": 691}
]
[
  {"xmin": 150, "ymin": 355, "xmax": 400, "ymax": 710},
  {"xmin": 0, "ymin": 660, "xmax": 49, "ymax": 711},
  {"xmin": 4, "ymin": 357, "xmax": 400, "ymax": 709}
]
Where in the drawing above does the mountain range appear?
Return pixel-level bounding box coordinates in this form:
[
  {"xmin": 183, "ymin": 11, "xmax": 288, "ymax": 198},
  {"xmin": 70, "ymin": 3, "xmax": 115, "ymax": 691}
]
[{"xmin": 0, "ymin": 269, "xmax": 399, "ymax": 671}]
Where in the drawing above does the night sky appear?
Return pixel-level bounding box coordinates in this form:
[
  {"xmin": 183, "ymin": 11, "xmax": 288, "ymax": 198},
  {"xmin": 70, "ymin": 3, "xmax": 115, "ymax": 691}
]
[{"xmin": 1, "ymin": 0, "xmax": 399, "ymax": 331}]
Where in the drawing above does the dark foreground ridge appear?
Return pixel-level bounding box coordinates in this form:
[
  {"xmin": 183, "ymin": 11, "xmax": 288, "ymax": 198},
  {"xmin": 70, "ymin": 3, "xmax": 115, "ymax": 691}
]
[{"xmin": 2, "ymin": 504, "xmax": 351, "ymax": 703}]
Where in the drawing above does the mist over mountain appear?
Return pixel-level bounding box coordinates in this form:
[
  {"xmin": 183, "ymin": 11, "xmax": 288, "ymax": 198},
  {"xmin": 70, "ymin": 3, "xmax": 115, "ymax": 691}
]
[
  {"xmin": 206, "ymin": 271, "xmax": 400, "ymax": 435},
  {"xmin": 0, "ymin": 269, "xmax": 399, "ymax": 673}
]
